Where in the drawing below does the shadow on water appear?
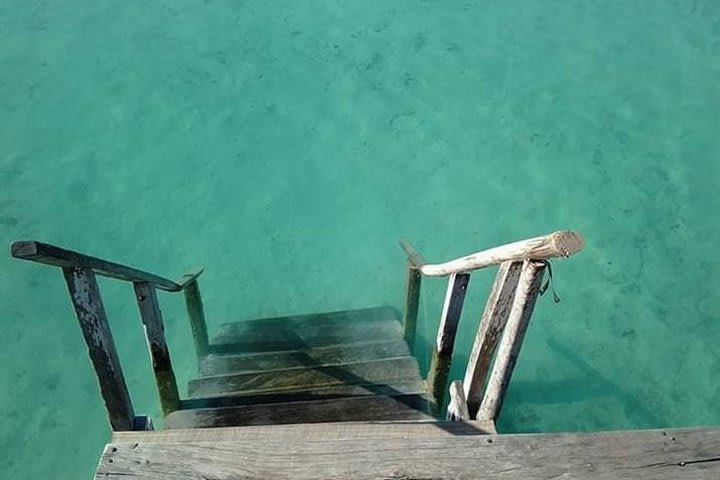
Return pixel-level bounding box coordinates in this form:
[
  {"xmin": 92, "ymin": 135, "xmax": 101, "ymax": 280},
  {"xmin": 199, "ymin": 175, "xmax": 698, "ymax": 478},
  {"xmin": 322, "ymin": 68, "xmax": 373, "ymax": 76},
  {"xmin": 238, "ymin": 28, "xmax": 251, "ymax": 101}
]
[{"xmin": 501, "ymin": 338, "xmax": 664, "ymax": 431}]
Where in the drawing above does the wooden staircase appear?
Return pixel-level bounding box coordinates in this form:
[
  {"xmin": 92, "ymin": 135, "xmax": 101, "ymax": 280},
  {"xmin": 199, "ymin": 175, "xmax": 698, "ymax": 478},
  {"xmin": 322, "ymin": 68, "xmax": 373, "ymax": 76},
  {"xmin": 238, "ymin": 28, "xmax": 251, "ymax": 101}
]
[
  {"xmin": 12, "ymin": 233, "xmax": 720, "ymax": 479},
  {"xmin": 165, "ymin": 306, "xmax": 436, "ymax": 429}
]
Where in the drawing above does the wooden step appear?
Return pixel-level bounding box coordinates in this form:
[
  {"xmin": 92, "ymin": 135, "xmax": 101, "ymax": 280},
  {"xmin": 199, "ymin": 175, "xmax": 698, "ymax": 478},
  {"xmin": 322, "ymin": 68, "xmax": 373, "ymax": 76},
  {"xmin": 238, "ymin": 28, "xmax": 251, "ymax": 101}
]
[
  {"xmin": 188, "ymin": 357, "xmax": 423, "ymax": 398},
  {"xmin": 164, "ymin": 394, "xmax": 435, "ymax": 429},
  {"xmin": 208, "ymin": 306, "xmax": 401, "ymax": 354},
  {"xmin": 199, "ymin": 340, "xmax": 411, "ymax": 376},
  {"xmin": 113, "ymin": 420, "xmax": 497, "ymax": 443},
  {"xmin": 180, "ymin": 380, "xmax": 429, "ymax": 409}
]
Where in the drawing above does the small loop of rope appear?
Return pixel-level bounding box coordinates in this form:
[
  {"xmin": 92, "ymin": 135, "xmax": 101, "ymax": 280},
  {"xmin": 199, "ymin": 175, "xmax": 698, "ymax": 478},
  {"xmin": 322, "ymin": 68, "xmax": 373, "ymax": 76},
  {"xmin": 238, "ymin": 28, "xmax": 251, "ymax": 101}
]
[{"xmin": 539, "ymin": 260, "xmax": 561, "ymax": 303}]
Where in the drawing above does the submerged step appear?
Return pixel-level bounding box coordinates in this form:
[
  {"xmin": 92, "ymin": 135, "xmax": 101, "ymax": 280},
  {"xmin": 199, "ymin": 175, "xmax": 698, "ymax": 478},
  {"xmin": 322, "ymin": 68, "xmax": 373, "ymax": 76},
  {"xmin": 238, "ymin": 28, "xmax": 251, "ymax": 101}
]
[
  {"xmin": 199, "ymin": 340, "xmax": 411, "ymax": 376},
  {"xmin": 208, "ymin": 306, "xmax": 402, "ymax": 354}
]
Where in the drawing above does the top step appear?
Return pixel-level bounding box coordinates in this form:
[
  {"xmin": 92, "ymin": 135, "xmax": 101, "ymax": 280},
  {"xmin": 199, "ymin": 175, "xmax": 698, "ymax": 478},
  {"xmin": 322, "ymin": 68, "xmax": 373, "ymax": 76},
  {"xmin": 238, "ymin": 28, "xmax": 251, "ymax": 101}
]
[{"xmin": 208, "ymin": 307, "xmax": 402, "ymax": 354}]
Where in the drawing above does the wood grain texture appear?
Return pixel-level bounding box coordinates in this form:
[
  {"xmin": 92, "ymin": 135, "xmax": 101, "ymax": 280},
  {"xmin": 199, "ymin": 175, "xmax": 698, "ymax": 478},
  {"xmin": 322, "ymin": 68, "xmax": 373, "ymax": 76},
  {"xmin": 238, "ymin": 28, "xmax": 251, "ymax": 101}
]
[
  {"xmin": 477, "ymin": 260, "xmax": 546, "ymax": 422},
  {"xmin": 180, "ymin": 380, "xmax": 429, "ymax": 410},
  {"xmin": 188, "ymin": 357, "xmax": 422, "ymax": 398},
  {"xmin": 99, "ymin": 426, "xmax": 720, "ymax": 479},
  {"xmin": 463, "ymin": 261, "xmax": 522, "ymax": 417},
  {"xmin": 427, "ymin": 273, "xmax": 470, "ymax": 406},
  {"xmin": 402, "ymin": 230, "xmax": 584, "ymax": 277},
  {"xmin": 199, "ymin": 340, "xmax": 411, "ymax": 376},
  {"xmin": 183, "ymin": 279, "xmax": 209, "ymax": 361},
  {"xmin": 210, "ymin": 307, "xmax": 401, "ymax": 354},
  {"xmin": 403, "ymin": 264, "xmax": 422, "ymax": 350},
  {"xmin": 112, "ymin": 420, "xmax": 496, "ymax": 443},
  {"xmin": 164, "ymin": 394, "xmax": 436, "ymax": 429},
  {"xmin": 133, "ymin": 282, "xmax": 180, "ymax": 416},
  {"xmin": 14, "ymin": 240, "xmax": 182, "ymax": 291},
  {"xmin": 63, "ymin": 267, "xmax": 135, "ymax": 431},
  {"xmin": 446, "ymin": 380, "xmax": 470, "ymax": 421}
]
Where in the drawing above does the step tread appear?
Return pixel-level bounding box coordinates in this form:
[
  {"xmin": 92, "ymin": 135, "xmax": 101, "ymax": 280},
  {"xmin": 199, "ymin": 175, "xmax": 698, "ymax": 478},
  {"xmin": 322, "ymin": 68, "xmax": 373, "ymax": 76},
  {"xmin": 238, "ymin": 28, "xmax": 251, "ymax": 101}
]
[
  {"xmin": 181, "ymin": 380, "xmax": 429, "ymax": 409},
  {"xmin": 165, "ymin": 394, "xmax": 436, "ymax": 429},
  {"xmin": 199, "ymin": 340, "xmax": 411, "ymax": 376},
  {"xmin": 208, "ymin": 306, "xmax": 401, "ymax": 354},
  {"xmin": 112, "ymin": 420, "xmax": 496, "ymax": 443},
  {"xmin": 188, "ymin": 357, "xmax": 423, "ymax": 399}
]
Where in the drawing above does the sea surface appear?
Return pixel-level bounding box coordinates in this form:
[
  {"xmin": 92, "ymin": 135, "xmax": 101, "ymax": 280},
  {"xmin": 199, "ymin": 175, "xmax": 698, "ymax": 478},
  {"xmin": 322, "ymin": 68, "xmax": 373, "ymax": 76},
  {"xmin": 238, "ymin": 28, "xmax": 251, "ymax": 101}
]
[{"xmin": 1, "ymin": 1, "xmax": 720, "ymax": 478}]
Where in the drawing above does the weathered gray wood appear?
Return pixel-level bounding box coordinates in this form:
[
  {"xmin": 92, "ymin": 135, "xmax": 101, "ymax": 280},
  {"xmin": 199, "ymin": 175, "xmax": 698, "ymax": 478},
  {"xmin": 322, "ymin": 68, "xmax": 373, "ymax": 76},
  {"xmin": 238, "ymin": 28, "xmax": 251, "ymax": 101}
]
[
  {"xmin": 175, "ymin": 267, "xmax": 204, "ymax": 289},
  {"xmin": 211, "ymin": 307, "xmax": 402, "ymax": 354},
  {"xmin": 477, "ymin": 260, "xmax": 546, "ymax": 422},
  {"xmin": 446, "ymin": 380, "xmax": 470, "ymax": 421},
  {"xmin": 99, "ymin": 426, "xmax": 720, "ymax": 479},
  {"xmin": 189, "ymin": 357, "xmax": 422, "ymax": 398},
  {"xmin": 401, "ymin": 230, "xmax": 584, "ymax": 277},
  {"xmin": 14, "ymin": 241, "xmax": 182, "ymax": 291},
  {"xmin": 164, "ymin": 394, "xmax": 435, "ymax": 429},
  {"xmin": 183, "ymin": 279, "xmax": 209, "ymax": 361},
  {"xmin": 181, "ymin": 380, "xmax": 429, "ymax": 409},
  {"xmin": 399, "ymin": 239, "xmax": 426, "ymax": 269},
  {"xmin": 402, "ymin": 264, "xmax": 422, "ymax": 349},
  {"xmin": 62, "ymin": 267, "xmax": 135, "ymax": 431},
  {"xmin": 427, "ymin": 273, "xmax": 470, "ymax": 406},
  {"xmin": 112, "ymin": 420, "xmax": 496, "ymax": 443},
  {"xmin": 463, "ymin": 261, "xmax": 523, "ymax": 417},
  {"xmin": 199, "ymin": 340, "xmax": 411, "ymax": 376},
  {"xmin": 133, "ymin": 282, "xmax": 180, "ymax": 416}
]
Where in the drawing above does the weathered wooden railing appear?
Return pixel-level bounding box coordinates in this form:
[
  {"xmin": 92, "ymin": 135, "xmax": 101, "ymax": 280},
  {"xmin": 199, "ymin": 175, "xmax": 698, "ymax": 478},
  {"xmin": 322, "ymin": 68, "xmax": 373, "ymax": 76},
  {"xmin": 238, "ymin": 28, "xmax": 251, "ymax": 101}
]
[
  {"xmin": 10, "ymin": 241, "xmax": 209, "ymax": 431},
  {"xmin": 401, "ymin": 230, "xmax": 584, "ymax": 422}
]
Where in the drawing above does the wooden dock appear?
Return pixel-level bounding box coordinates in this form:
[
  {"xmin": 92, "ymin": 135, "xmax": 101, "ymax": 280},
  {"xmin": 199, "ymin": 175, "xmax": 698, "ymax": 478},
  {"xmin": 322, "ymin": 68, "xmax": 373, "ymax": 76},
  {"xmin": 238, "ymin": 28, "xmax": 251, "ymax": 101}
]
[{"xmin": 10, "ymin": 231, "xmax": 720, "ymax": 479}]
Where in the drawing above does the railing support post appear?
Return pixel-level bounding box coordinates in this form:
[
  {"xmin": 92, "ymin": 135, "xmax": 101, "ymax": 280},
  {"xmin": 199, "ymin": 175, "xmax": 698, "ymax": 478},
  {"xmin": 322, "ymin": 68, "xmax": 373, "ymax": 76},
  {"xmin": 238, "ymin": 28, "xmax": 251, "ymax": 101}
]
[
  {"xmin": 183, "ymin": 279, "xmax": 209, "ymax": 361},
  {"xmin": 134, "ymin": 282, "xmax": 181, "ymax": 417},
  {"xmin": 463, "ymin": 261, "xmax": 523, "ymax": 418},
  {"xmin": 446, "ymin": 380, "xmax": 470, "ymax": 421},
  {"xmin": 476, "ymin": 260, "xmax": 546, "ymax": 422},
  {"xmin": 403, "ymin": 263, "xmax": 422, "ymax": 350},
  {"xmin": 63, "ymin": 267, "xmax": 136, "ymax": 431},
  {"xmin": 427, "ymin": 272, "xmax": 470, "ymax": 407}
]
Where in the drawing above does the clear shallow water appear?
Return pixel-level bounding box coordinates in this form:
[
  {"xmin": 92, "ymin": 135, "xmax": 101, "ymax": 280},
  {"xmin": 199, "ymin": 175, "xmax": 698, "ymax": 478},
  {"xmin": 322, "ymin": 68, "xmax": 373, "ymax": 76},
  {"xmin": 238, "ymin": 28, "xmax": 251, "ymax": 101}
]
[{"xmin": 1, "ymin": 0, "xmax": 720, "ymax": 477}]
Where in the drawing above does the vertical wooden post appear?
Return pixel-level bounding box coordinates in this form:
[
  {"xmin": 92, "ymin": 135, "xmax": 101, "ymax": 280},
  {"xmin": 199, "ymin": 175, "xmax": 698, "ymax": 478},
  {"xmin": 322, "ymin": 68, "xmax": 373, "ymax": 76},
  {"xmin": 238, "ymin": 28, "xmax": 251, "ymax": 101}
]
[
  {"xmin": 476, "ymin": 260, "xmax": 546, "ymax": 422},
  {"xmin": 446, "ymin": 380, "xmax": 470, "ymax": 421},
  {"xmin": 463, "ymin": 261, "xmax": 523, "ymax": 418},
  {"xmin": 134, "ymin": 282, "xmax": 181, "ymax": 417},
  {"xmin": 427, "ymin": 272, "xmax": 470, "ymax": 407},
  {"xmin": 403, "ymin": 263, "xmax": 422, "ymax": 350},
  {"xmin": 63, "ymin": 267, "xmax": 135, "ymax": 431},
  {"xmin": 183, "ymin": 279, "xmax": 209, "ymax": 361}
]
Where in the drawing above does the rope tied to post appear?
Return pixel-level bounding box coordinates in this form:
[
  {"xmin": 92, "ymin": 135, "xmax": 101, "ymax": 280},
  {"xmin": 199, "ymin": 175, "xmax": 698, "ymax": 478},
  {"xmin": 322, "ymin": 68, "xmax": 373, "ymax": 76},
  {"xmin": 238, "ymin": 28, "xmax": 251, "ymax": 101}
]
[{"xmin": 539, "ymin": 260, "xmax": 561, "ymax": 303}]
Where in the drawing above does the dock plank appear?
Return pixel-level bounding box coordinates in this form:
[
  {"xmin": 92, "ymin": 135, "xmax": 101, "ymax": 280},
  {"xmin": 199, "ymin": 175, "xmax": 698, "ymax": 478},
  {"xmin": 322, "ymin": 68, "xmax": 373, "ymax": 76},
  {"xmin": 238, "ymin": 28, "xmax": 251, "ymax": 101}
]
[
  {"xmin": 188, "ymin": 357, "xmax": 422, "ymax": 398},
  {"xmin": 99, "ymin": 426, "xmax": 720, "ymax": 479}
]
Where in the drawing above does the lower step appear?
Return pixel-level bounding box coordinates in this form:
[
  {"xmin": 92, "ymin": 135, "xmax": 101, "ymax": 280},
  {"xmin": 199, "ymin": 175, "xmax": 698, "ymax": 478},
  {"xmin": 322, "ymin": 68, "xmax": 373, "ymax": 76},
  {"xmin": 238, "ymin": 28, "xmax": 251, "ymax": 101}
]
[
  {"xmin": 165, "ymin": 394, "xmax": 436, "ymax": 429},
  {"xmin": 182, "ymin": 381, "xmax": 429, "ymax": 409},
  {"xmin": 188, "ymin": 357, "xmax": 422, "ymax": 398}
]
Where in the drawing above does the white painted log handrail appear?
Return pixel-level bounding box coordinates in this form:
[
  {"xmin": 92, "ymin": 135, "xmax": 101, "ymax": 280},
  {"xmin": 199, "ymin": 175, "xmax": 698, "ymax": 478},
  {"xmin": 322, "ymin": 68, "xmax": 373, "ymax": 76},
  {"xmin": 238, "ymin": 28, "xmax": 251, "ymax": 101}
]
[{"xmin": 400, "ymin": 230, "xmax": 584, "ymax": 277}]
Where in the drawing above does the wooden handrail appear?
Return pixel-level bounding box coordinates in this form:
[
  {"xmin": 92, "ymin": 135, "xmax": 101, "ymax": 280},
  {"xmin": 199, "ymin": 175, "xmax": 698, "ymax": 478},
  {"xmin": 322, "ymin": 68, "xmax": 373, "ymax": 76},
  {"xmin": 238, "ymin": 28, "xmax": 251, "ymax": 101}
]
[
  {"xmin": 11, "ymin": 240, "xmax": 191, "ymax": 292},
  {"xmin": 10, "ymin": 239, "xmax": 209, "ymax": 431},
  {"xmin": 400, "ymin": 230, "xmax": 584, "ymax": 277}
]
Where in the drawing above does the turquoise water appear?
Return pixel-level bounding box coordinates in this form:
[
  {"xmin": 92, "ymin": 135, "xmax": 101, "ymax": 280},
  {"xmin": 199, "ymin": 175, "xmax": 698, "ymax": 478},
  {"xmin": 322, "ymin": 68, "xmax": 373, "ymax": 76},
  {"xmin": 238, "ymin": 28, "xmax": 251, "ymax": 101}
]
[{"xmin": 1, "ymin": 0, "xmax": 720, "ymax": 477}]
